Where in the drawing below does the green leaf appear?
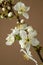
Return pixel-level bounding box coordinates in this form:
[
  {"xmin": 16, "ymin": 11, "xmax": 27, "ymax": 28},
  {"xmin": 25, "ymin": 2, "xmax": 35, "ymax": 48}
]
[{"xmin": 15, "ymin": 35, "xmax": 21, "ymax": 40}]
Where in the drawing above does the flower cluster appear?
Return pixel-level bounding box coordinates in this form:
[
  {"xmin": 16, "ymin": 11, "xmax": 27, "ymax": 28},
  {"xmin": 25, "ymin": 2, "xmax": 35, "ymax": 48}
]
[
  {"xmin": 0, "ymin": 0, "xmax": 42, "ymax": 65},
  {"xmin": 0, "ymin": 0, "xmax": 13, "ymax": 18},
  {"xmin": 0, "ymin": 0, "xmax": 30, "ymax": 19},
  {"xmin": 6, "ymin": 19, "xmax": 39, "ymax": 65},
  {"xmin": 13, "ymin": 2, "xmax": 30, "ymax": 19}
]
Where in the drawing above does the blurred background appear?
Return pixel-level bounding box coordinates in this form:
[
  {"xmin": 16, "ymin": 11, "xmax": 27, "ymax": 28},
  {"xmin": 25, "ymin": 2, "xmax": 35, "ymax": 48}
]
[{"xmin": 0, "ymin": 0, "xmax": 43, "ymax": 65}]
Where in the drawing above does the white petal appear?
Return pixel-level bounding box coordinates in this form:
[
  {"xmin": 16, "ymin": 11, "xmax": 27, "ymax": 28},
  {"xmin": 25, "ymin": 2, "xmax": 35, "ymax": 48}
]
[
  {"xmin": 13, "ymin": 3, "xmax": 20, "ymax": 11},
  {"xmin": 11, "ymin": 27, "xmax": 19, "ymax": 35},
  {"xmin": 19, "ymin": 39, "xmax": 25, "ymax": 48},
  {"xmin": 20, "ymin": 30, "xmax": 27, "ymax": 39},
  {"xmin": 27, "ymin": 26, "xmax": 33, "ymax": 32},
  {"xmin": 6, "ymin": 34, "xmax": 14, "ymax": 45},
  {"xmin": 23, "ymin": 13, "xmax": 29, "ymax": 19},
  {"xmin": 6, "ymin": 34, "xmax": 12, "ymax": 40},
  {"xmin": 13, "ymin": 2, "xmax": 25, "ymax": 11},
  {"xmin": 26, "ymin": 7, "xmax": 30, "ymax": 12},
  {"xmin": 31, "ymin": 38, "xmax": 40, "ymax": 46},
  {"xmin": 6, "ymin": 41, "xmax": 13, "ymax": 45},
  {"xmin": 27, "ymin": 51, "xmax": 32, "ymax": 56},
  {"xmin": 30, "ymin": 30, "xmax": 37, "ymax": 37},
  {"xmin": 28, "ymin": 30, "xmax": 37, "ymax": 39},
  {"xmin": 26, "ymin": 44, "xmax": 30, "ymax": 53}
]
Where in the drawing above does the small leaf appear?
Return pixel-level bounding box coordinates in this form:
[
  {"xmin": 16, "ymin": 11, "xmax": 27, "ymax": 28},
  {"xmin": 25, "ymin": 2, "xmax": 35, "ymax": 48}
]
[{"xmin": 15, "ymin": 35, "xmax": 21, "ymax": 40}]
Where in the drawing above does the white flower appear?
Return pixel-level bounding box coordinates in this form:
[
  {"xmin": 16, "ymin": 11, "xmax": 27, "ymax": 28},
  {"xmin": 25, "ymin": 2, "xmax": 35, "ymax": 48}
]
[
  {"xmin": 27, "ymin": 29, "xmax": 39, "ymax": 46},
  {"xmin": 19, "ymin": 30, "xmax": 30, "ymax": 49},
  {"xmin": 13, "ymin": 2, "xmax": 30, "ymax": 19},
  {"xmin": 19, "ymin": 39, "xmax": 30, "ymax": 50},
  {"xmin": 8, "ymin": 12, "xmax": 13, "ymax": 17},
  {"xmin": 0, "ymin": 0, "xmax": 3, "ymax": 3},
  {"xmin": 19, "ymin": 30, "xmax": 39, "ymax": 49},
  {"xmin": 6, "ymin": 34, "xmax": 15, "ymax": 45},
  {"xmin": 20, "ymin": 49, "xmax": 38, "ymax": 65}
]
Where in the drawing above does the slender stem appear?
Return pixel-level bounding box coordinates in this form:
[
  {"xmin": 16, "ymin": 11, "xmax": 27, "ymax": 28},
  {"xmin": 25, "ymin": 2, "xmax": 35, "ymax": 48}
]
[
  {"xmin": 36, "ymin": 50, "xmax": 43, "ymax": 62},
  {"xmin": 33, "ymin": 46, "xmax": 43, "ymax": 62},
  {"xmin": 8, "ymin": 0, "xmax": 21, "ymax": 23}
]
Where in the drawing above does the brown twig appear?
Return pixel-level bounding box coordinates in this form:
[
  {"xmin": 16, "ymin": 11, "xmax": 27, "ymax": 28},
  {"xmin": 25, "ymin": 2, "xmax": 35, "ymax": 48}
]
[{"xmin": 33, "ymin": 46, "xmax": 43, "ymax": 62}]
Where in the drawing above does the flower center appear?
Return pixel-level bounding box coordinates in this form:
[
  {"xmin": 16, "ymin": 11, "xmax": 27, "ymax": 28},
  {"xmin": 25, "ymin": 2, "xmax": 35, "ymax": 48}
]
[
  {"xmin": 19, "ymin": 7, "xmax": 26, "ymax": 12},
  {"xmin": 24, "ymin": 38, "xmax": 29, "ymax": 45},
  {"xmin": 26, "ymin": 38, "xmax": 29, "ymax": 42}
]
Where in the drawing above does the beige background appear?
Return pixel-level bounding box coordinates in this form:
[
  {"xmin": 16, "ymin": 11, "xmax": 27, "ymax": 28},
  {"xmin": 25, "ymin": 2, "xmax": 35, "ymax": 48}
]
[{"xmin": 0, "ymin": 0, "xmax": 43, "ymax": 65}]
